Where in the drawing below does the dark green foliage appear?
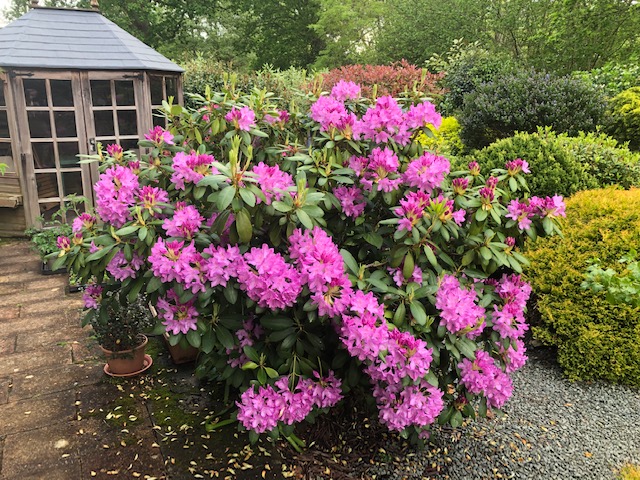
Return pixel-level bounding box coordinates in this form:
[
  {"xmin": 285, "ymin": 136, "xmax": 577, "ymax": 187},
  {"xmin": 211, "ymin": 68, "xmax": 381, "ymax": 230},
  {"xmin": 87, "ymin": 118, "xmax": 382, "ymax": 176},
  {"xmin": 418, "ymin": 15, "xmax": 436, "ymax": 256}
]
[
  {"xmin": 526, "ymin": 188, "xmax": 640, "ymax": 386},
  {"xmin": 459, "ymin": 69, "xmax": 607, "ymax": 149},
  {"xmin": 25, "ymin": 223, "xmax": 72, "ymax": 260},
  {"xmin": 473, "ymin": 128, "xmax": 640, "ymax": 197},
  {"xmin": 606, "ymin": 87, "xmax": 640, "ymax": 151},
  {"xmin": 439, "ymin": 47, "xmax": 517, "ymax": 115}
]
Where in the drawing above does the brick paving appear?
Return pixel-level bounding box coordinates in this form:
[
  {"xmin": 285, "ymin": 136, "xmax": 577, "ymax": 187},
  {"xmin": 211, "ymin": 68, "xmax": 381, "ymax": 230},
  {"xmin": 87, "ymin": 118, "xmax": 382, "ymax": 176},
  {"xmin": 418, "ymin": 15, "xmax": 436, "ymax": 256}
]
[{"xmin": 0, "ymin": 240, "xmax": 167, "ymax": 480}]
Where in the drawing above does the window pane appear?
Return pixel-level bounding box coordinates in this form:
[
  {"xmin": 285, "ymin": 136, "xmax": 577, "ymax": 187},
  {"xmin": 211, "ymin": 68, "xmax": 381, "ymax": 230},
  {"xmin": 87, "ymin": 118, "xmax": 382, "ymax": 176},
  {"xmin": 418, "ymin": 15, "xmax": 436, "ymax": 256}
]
[
  {"xmin": 50, "ymin": 80, "xmax": 74, "ymax": 107},
  {"xmin": 0, "ymin": 111, "xmax": 9, "ymax": 138},
  {"xmin": 150, "ymin": 77, "xmax": 163, "ymax": 105},
  {"xmin": 24, "ymin": 79, "xmax": 48, "ymax": 106},
  {"xmin": 39, "ymin": 202, "xmax": 60, "ymax": 222},
  {"xmin": 166, "ymin": 77, "xmax": 177, "ymax": 99},
  {"xmin": 62, "ymin": 171, "xmax": 83, "ymax": 197},
  {"xmin": 28, "ymin": 111, "xmax": 51, "ymax": 138},
  {"xmin": 33, "ymin": 142, "xmax": 56, "ymax": 169},
  {"xmin": 115, "ymin": 81, "xmax": 135, "ymax": 106},
  {"xmin": 152, "ymin": 113, "xmax": 166, "ymax": 128},
  {"xmin": 120, "ymin": 138, "xmax": 139, "ymax": 151},
  {"xmin": 0, "ymin": 80, "xmax": 5, "ymax": 107},
  {"xmin": 117, "ymin": 110, "xmax": 137, "ymax": 136},
  {"xmin": 54, "ymin": 111, "xmax": 77, "ymax": 138},
  {"xmin": 90, "ymin": 80, "xmax": 112, "ymax": 107},
  {"xmin": 36, "ymin": 172, "xmax": 59, "ymax": 198},
  {"xmin": 58, "ymin": 142, "xmax": 80, "ymax": 168},
  {"xmin": 94, "ymin": 110, "xmax": 115, "ymax": 136},
  {"xmin": 0, "ymin": 142, "xmax": 12, "ymax": 158}
]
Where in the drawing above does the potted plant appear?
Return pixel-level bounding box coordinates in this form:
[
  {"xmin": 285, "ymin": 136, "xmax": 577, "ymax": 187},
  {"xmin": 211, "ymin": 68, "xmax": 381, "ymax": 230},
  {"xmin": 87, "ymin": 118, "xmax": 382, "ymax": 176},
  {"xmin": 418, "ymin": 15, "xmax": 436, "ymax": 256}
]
[
  {"xmin": 83, "ymin": 286, "xmax": 155, "ymax": 376},
  {"xmin": 25, "ymin": 221, "xmax": 71, "ymax": 274}
]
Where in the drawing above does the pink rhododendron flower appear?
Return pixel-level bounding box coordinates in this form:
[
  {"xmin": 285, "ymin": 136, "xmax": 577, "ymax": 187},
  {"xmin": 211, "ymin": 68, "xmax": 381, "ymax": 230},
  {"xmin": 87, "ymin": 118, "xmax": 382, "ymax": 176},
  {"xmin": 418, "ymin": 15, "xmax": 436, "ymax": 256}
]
[
  {"xmin": 373, "ymin": 381, "xmax": 444, "ymax": 432},
  {"xmin": 163, "ymin": 204, "xmax": 204, "ymax": 239},
  {"xmin": 310, "ymin": 95, "xmax": 352, "ymax": 132},
  {"xmin": 148, "ymin": 238, "xmax": 199, "ymax": 285},
  {"xmin": 395, "ymin": 190, "xmax": 430, "ymax": 232},
  {"xmin": 367, "ymin": 329, "xmax": 433, "ymax": 384},
  {"xmin": 225, "ymin": 106, "xmax": 256, "ymax": 131},
  {"xmin": 506, "ymin": 200, "xmax": 535, "ymax": 230},
  {"xmin": 56, "ymin": 235, "xmax": 71, "ymax": 252},
  {"xmin": 403, "ymin": 152, "xmax": 450, "ymax": 193},
  {"xmin": 468, "ymin": 161, "xmax": 481, "ymax": 176},
  {"xmin": 156, "ymin": 289, "xmax": 198, "ymax": 335},
  {"xmin": 500, "ymin": 339, "xmax": 527, "ymax": 373},
  {"xmin": 333, "ymin": 186, "xmax": 366, "ymax": 218},
  {"xmin": 106, "ymin": 251, "xmax": 144, "ymax": 281},
  {"xmin": 359, "ymin": 147, "xmax": 402, "ymax": 192},
  {"xmin": 389, "ymin": 265, "xmax": 423, "ymax": 287},
  {"xmin": 72, "ymin": 213, "xmax": 96, "ymax": 233},
  {"xmin": 82, "ymin": 284, "xmax": 103, "ymax": 309},
  {"xmin": 201, "ymin": 244, "xmax": 243, "ymax": 288},
  {"xmin": 530, "ymin": 195, "xmax": 566, "ymax": 219},
  {"xmin": 226, "ymin": 318, "xmax": 264, "ymax": 368},
  {"xmin": 505, "ymin": 158, "xmax": 530, "ymax": 176},
  {"xmin": 435, "ymin": 275, "xmax": 486, "ymax": 336},
  {"xmin": 452, "ymin": 177, "xmax": 468, "ymax": 196},
  {"xmin": 144, "ymin": 125, "xmax": 174, "ymax": 145},
  {"xmin": 330, "ymin": 80, "xmax": 361, "ymax": 102},
  {"xmin": 94, "ymin": 165, "xmax": 139, "ymax": 227},
  {"xmin": 106, "ymin": 143, "xmax": 123, "ymax": 159},
  {"xmin": 357, "ymin": 96, "xmax": 411, "ymax": 145},
  {"xmin": 406, "ymin": 101, "xmax": 442, "ymax": 130},
  {"xmin": 170, "ymin": 151, "xmax": 218, "ymax": 190},
  {"xmin": 236, "ymin": 245, "xmax": 302, "ymax": 310},
  {"xmin": 459, "ymin": 350, "xmax": 513, "ymax": 409},
  {"xmin": 252, "ymin": 162, "xmax": 294, "ymax": 205},
  {"xmin": 139, "ymin": 186, "xmax": 169, "ymax": 213}
]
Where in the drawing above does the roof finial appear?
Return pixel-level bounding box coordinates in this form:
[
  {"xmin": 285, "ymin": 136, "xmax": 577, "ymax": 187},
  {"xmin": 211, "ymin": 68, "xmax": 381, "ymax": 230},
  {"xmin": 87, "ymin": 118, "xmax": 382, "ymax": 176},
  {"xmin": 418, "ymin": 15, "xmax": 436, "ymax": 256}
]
[
  {"xmin": 90, "ymin": 0, "xmax": 100, "ymax": 10},
  {"xmin": 30, "ymin": 0, "xmax": 39, "ymax": 7}
]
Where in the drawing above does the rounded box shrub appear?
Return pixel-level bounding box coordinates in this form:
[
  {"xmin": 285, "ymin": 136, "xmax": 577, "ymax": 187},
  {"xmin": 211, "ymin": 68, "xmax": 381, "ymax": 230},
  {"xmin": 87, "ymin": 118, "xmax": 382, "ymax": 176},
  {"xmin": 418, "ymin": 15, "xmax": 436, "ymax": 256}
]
[
  {"xmin": 459, "ymin": 69, "xmax": 607, "ymax": 150},
  {"xmin": 606, "ymin": 86, "xmax": 640, "ymax": 151},
  {"xmin": 526, "ymin": 187, "xmax": 640, "ymax": 386},
  {"xmin": 473, "ymin": 128, "xmax": 640, "ymax": 197}
]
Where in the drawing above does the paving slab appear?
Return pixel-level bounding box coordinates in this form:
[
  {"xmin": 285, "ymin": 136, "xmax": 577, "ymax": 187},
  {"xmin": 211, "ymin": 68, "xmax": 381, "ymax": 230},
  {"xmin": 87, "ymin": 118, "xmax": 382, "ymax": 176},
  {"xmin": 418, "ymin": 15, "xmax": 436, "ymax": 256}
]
[
  {"xmin": 0, "ymin": 286, "xmax": 66, "ymax": 308},
  {"xmin": 0, "ymin": 377, "xmax": 9, "ymax": 404},
  {"xmin": 0, "ymin": 389, "xmax": 77, "ymax": 436},
  {"xmin": 0, "ymin": 335, "xmax": 15, "ymax": 355},
  {"xmin": 0, "ymin": 283, "xmax": 23, "ymax": 296},
  {"xmin": 0, "ymin": 422, "xmax": 81, "ymax": 478},
  {"xmin": 9, "ymin": 363, "xmax": 103, "ymax": 401},
  {"xmin": 20, "ymin": 298, "xmax": 82, "ymax": 317},
  {"xmin": 0, "ymin": 344, "xmax": 72, "ymax": 376},
  {"xmin": 0, "ymin": 307, "xmax": 19, "ymax": 322},
  {"xmin": 14, "ymin": 325, "xmax": 86, "ymax": 353}
]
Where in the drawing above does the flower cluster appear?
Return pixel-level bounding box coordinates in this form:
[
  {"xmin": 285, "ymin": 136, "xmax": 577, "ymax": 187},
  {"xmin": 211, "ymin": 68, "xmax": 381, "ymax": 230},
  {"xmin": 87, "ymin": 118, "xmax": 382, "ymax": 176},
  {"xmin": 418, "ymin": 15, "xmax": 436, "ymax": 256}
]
[
  {"xmin": 237, "ymin": 372, "xmax": 343, "ymax": 433},
  {"xmin": 505, "ymin": 158, "xmax": 530, "ymax": 176},
  {"xmin": 351, "ymin": 147, "xmax": 402, "ymax": 192},
  {"xmin": 106, "ymin": 251, "xmax": 144, "ymax": 281},
  {"xmin": 144, "ymin": 125, "xmax": 174, "ymax": 145},
  {"xmin": 225, "ymin": 106, "xmax": 256, "ymax": 131},
  {"xmin": 357, "ymin": 96, "xmax": 410, "ymax": 145},
  {"xmin": 139, "ymin": 186, "xmax": 168, "ymax": 214},
  {"xmin": 310, "ymin": 95, "xmax": 356, "ymax": 134},
  {"xmin": 163, "ymin": 204, "xmax": 204, "ymax": 239},
  {"xmin": 226, "ymin": 318, "xmax": 264, "ymax": 368},
  {"xmin": 82, "ymin": 284, "xmax": 103, "ymax": 310},
  {"xmin": 330, "ymin": 80, "xmax": 361, "ymax": 102},
  {"xmin": 403, "ymin": 152, "xmax": 450, "ymax": 192},
  {"xmin": 506, "ymin": 195, "xmax": 567, "ymax": 230},
  {"xmin": 171, "ymin": 151, "xmax": 217, "ymax": 190},
  {"xmin": 94, "ymin": 165, "xmax": 139, "ymax": 227},
  {"xmin": 72, "ymin": 213, "xmax": 97, "ymax": 233},
  {"xmin": 491, "ymin": 274, "xmax": 532, "ymax": 344},
  {"xmin": 252, "ymin": 162, "xmax": 294, "ymax": 205},
  {"xmin": 156, "ymin": 289, "xmax": 199, "ymax": 335},
  {"xmin": 333, "ymin": 185, "xmax": 366, "ymax": 218},
  {"xmin": 435, "ymin": 275, "xmax": 486, "ymax": 337},
  {"xmin": 459, "ymin": 350, "xmax": 513, "ymax": 409}
]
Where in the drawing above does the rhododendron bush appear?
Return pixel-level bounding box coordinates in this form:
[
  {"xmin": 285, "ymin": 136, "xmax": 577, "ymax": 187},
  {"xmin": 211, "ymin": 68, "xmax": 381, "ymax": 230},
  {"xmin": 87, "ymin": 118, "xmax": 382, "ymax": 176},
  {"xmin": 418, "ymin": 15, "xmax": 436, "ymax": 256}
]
[{"xmin": 54, "ymin": 82, "xmax": 564, "ymax": 445}]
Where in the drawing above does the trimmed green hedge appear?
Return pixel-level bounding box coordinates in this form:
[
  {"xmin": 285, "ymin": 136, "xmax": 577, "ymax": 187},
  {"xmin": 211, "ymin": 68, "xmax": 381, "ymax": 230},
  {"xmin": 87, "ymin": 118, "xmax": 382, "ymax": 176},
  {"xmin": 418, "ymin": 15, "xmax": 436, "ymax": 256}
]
[
  {"xmin": 526, "ymin": 188, "xmax": 640, "ymax": 386},
  {"xmin": 606, "ymin": 86, "xmax": 640, "ymax": 151},
  {"xmin": 472, "ymin": 128, "xmax": 640, "ymax": 197}
]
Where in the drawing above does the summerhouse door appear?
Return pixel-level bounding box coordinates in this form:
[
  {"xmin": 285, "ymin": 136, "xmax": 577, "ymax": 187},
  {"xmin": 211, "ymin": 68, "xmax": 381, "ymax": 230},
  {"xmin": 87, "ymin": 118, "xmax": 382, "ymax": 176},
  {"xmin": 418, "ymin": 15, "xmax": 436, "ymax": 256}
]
[{"xmin": 14, "ymin": 72, "xmax": 93, "ymax": 224}]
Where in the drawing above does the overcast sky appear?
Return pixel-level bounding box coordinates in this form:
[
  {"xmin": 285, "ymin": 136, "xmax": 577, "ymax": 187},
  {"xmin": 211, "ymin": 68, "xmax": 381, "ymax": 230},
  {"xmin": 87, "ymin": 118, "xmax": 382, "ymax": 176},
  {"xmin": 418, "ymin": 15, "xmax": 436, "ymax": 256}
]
[{"xmin": 0, "ymin": 0, "xmax": 11, "ymax": 26}]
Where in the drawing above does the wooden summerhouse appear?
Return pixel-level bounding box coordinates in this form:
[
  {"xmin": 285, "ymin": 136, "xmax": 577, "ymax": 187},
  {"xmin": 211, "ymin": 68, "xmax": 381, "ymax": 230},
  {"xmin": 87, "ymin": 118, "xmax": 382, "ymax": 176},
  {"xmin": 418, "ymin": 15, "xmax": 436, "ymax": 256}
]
[{"xmin": 0, "ymin": 2, "xmax": 184, "ymax": 236}]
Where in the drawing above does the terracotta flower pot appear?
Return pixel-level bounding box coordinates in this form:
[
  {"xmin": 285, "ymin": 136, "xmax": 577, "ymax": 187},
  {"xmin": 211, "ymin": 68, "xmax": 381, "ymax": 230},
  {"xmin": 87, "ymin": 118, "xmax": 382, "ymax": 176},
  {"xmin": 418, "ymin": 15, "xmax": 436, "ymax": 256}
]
[
  {"xmin": 163, "ymin": 333, "xmax": 199, "ymax": 364},
  {"xmin": 101, "ymin": 334, "xmax": 149, "ymax": 376}
]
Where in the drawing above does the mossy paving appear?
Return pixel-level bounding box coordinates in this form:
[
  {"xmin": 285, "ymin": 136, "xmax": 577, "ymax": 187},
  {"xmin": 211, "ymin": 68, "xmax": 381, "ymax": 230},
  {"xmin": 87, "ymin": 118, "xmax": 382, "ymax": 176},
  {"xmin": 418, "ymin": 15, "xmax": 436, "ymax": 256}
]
[{"xmin": 94, "ymin": 336, "xmax": 283, "ymax": 479}]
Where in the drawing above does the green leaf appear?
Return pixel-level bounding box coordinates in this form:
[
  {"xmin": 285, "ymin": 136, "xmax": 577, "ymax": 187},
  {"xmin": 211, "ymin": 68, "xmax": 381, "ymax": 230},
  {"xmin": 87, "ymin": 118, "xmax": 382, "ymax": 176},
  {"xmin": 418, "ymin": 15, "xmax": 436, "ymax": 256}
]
[
  {"xmin": 239, "ymin": 188, "xmax": 256, "ymax": 208},
  {"xmin": 508, "ymin": 176, "xmax": 518, "ymax": 192},
  {"xmin": 146, "ymin": 276, "xmax": 162, "ymax": 293},
  {"xmin": 363, "ymin": 232, "xmax": 383, "ymax": 249},
  {"xmin": 265, "ymin": 367, "xmax": 279, "ymax": 379},
  {"xmin": 85, "ymin": 244, "xmax": 114, "ymax": 262},
  {"xmin": 241, "ymin": 361, "xmax": 259, "ymax": 370},
  {"xmin": 186, "ymin": 329, "xmax": 201, "ymax": 348},
  {"xmin": 115, "ymin": 225, "xmax": 138, "ymax": 236},
  {"xmin": 409, "ymin": 301, "xmax": 427, "ymax": 325},
  {"xmin": 296, "ymin": 209, "xmax": 313, "ymax": 229},
  {"xmin": 340, "ymin": 249, "xmax": 359, "ymax": 275},
  {"xmin": 475, "ymin": 209, "xmax": 488, "ymax": 222},
  {"xmin": 236, "ymin": 208, "xmax": 253, "ymax": 243},
  {"xmin": 215, "ymin": 326, "xmax": 235, "ymax": 349},
  {"xmin": 272, "ymin": 201, "xmax": 292, "ymax": 213},
  {"xmin": 217, "ymin": 185, "xmax": 236, "ymax": 211},
  {"xmin": 261, "ymin": 316, "xmax": 294, "ymax": 330}
]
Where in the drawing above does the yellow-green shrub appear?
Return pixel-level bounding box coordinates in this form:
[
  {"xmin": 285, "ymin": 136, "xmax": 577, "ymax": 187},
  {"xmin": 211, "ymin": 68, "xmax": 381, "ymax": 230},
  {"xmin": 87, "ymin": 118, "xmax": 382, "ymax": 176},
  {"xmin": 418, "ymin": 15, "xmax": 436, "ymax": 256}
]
[
  {"xmin": 526, "ymin": 188, "xmax": 640, "ymax": 386},
  {"xmin": 417, "ymin": 116, "xmax": 463, "ymax": 157},
  {"xmin": 606, "ymin": 86, "xmax": 640, "ymax": 151}
]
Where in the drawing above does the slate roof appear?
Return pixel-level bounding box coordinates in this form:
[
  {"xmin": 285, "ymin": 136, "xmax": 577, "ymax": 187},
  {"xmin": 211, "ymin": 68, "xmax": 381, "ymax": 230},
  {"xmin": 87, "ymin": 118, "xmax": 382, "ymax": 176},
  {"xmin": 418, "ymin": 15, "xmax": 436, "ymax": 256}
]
[{"xmin": 0, "ymin": 7, "xmax": 184, "ymax": 72}]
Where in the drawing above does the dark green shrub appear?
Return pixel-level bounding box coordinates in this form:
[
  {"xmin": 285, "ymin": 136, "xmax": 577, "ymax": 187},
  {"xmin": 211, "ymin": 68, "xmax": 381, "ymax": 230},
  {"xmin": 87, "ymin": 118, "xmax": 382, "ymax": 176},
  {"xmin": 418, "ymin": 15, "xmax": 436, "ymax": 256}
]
[
  {"xmin": 460, "ymin": 69, "xmax": 607, "ymax": 149},
  {"xmin": 573, "ymin": 63, "xmax": 640, "ymax": 97},
  {"xmin": 606, "ymin": 87, "xmax": 640, "ymax": 151},
  {"xmin": 439, "ymin": 47, "xmax": 516, "ymax": 115},
  {"xmin": 526, "ymin": 188, "xmax": 640, "ymax": 386}
]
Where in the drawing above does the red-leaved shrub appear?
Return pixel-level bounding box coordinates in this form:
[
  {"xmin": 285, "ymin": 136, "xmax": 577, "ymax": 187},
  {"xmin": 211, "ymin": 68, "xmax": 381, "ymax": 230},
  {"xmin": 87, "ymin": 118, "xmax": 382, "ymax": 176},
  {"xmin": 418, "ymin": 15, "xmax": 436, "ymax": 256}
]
[{"xmin": 316, "ymin": 61, "xmax": 445, "ymax": 98}]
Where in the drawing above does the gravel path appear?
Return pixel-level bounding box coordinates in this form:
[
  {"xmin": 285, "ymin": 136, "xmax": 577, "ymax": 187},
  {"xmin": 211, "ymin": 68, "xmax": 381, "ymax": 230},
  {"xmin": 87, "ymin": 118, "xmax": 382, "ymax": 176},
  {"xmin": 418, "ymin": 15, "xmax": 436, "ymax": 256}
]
[{"xmin": 427, "ymin": 348, "xmax": 640, "ymax": 480}]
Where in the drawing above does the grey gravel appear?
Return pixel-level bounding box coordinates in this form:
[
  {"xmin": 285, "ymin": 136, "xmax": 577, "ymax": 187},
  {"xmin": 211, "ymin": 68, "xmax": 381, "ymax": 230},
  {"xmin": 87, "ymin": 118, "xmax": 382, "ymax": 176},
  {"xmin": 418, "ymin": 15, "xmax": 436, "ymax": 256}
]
[{"xmin": 426, "ymin": 349, "xmax": 640, "ymax": 480}]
